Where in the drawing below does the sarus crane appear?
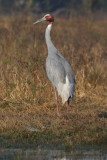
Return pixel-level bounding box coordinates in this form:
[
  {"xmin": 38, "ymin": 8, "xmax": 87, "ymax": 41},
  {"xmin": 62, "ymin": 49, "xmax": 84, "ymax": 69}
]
[{"xmin": 34, "ymin": 14, "xmax": 76, "ymax": 116}]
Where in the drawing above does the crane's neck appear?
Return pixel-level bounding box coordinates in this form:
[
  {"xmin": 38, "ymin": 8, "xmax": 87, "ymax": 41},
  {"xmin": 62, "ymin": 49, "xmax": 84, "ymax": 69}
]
[{"xmin": 45, "ymin": 22, "xmax": 56, "ymax": 54}]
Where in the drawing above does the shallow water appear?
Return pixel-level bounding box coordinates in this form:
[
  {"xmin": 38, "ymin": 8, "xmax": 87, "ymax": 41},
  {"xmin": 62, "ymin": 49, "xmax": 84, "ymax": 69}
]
[{"xmin": 0, "ymin": 147, "xmax": 107, "ymax": 160}]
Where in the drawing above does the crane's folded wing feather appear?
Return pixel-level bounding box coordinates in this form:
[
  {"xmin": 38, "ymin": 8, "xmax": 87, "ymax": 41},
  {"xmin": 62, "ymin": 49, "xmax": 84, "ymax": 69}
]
[{"xmin": 46, "ymin": 58, "xmax": 66, "ymax": 87}]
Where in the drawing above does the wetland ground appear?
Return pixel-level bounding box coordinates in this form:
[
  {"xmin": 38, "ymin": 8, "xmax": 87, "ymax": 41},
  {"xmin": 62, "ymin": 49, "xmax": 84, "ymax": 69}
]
[{"xmin": 0, "ymin": 15, "xmax": 107, "ymax": 150}]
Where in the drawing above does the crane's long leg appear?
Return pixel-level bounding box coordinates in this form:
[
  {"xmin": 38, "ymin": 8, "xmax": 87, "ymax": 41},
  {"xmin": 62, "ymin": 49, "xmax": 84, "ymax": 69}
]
[
  {"xmin": 67, "ymin": 99, "xmax": 70, "ymax": 117},
  {"xmin": 54, "ymin": 87, "xmax": 60, "ymax": 116}
]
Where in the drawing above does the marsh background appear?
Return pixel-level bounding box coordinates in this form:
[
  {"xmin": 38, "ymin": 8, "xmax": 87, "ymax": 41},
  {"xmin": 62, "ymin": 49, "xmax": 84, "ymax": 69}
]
[{"xmin": 0, "ymin": 0, "xmax": 107, "ymax": 149}]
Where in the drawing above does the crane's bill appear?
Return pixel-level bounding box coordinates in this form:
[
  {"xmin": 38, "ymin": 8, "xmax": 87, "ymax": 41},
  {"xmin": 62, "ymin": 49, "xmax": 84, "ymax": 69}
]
[{"xmin": 33, "ymin": 17, "xmax": 45, "ymax": 24}]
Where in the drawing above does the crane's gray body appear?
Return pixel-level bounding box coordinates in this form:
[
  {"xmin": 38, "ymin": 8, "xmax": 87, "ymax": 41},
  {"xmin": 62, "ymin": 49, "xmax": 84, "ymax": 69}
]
[{"xmin": 45, "ymin": 24, "xmax": 75, "ymax": 104}]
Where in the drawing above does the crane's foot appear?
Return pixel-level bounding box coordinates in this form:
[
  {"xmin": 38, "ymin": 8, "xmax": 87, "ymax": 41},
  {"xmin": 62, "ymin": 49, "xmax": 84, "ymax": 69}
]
[
  {"xmin": 57, "ymin": 110, "xmax": 60, "ymax": 117},
  {"xmin": 67, "ymin": 113, "xmax": 70, "ymax": 119}
]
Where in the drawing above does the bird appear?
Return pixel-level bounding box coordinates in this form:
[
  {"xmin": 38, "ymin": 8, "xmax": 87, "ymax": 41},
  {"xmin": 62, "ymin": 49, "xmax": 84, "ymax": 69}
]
[{"xmin": 34, "ymin": 14, "xmax": 76, "ymax": 116}]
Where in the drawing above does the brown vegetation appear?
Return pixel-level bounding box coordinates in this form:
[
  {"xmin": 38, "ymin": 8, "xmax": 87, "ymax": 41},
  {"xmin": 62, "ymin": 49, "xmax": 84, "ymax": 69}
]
[{"xmin": 0, "ymin": 15, "xmax": 107, "ymax": 148}]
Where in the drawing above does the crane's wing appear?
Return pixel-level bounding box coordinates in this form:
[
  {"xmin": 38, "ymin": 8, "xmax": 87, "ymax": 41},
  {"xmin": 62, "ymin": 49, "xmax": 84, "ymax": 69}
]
[
  {"xmin": 64, "ymin": 60, "xmax": 76, "ymax": 84},
  {"xmin": 46, "ymin": 57, "xmax": 66, "ymax": 87}
]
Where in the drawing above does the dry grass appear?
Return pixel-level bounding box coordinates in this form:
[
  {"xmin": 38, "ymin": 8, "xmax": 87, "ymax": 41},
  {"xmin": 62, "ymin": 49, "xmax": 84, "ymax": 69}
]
[{"xmin": 0, "ymin": 15, "xmax": 107, "ymax": 148}]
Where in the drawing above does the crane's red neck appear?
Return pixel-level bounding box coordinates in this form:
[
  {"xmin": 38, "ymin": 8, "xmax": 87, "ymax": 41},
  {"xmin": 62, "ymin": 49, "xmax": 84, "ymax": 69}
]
[{"xmin": 49, "ymin": 22, "xmax": 53, "ymax": 25}]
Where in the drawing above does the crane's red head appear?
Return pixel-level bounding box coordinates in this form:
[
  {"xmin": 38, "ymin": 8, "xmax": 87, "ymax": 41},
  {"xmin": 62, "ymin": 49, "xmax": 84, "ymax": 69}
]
[
  {"xmin": 45, "ymin": 14, "xmax": 54, "ymax": 24},
  {"xmin": 33, "ymin": 14, "xmax": 54, "ymax": 25}
]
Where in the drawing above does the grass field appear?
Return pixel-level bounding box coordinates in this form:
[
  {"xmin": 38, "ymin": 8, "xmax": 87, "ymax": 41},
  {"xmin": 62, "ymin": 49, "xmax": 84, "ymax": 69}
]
[{"xmin": 0, "ymin": 15, "xmax": 107, "ymax": 149}]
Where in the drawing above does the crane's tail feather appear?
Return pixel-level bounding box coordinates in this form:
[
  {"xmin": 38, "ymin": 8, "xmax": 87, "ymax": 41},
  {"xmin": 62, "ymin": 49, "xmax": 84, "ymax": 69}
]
[
  {"xmin": 57, "ymin": 76, "xmax": 75, "ymax": 104},
  {"xmin": 71, "ymin": 84, "xmax": 75, "ymax": 103},
  {"xmin": 71, "ymin": 95, "xmax": 74, "ymax": 103}
]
